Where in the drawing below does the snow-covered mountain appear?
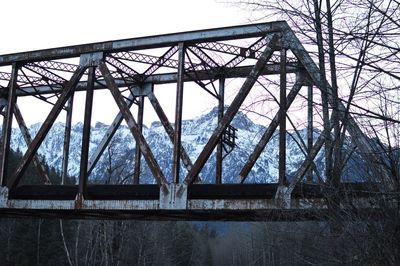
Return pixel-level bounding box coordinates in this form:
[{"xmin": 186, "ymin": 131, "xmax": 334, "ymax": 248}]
[{"xmin": 10, "ymin": 107, "xmax": 363, "ymax": 184}]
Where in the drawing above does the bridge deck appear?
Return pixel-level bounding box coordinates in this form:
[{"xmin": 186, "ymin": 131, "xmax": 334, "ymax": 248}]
[{"xmin": 0, "ymin": 183, "xmax": 383, "ymax": 221}]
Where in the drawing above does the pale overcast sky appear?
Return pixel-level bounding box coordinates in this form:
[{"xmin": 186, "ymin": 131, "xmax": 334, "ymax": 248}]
[
  {"xmin": 1, "ymin": 0, "xmax": 260, "ymax": 126},
  {"xmin": 0, "ymin": 0, "xmax": 249, "ymax": 54}
]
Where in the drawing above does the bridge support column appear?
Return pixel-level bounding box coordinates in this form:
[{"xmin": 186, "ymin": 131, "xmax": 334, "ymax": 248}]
[
  {"xmin": 159, "ymin": 184, "xmax": 188, "ymax": 209},
  {"xmin": 307, "ymin": 85, "xmax": 314, "ymax": 182},
  {"xmin": 275, "ymin": 185, "xmax": 291, "ymax": 209},
  {"xmin": 133, "ymin": 95, "xmax": 144, "ymax": 184},
  {"xmin": 279, "ymin": 47, "xmax": 287, "ymax": 186},
  {"xmin": 172, "ymin": 42, "xmax": 186, "ymax": 184},
  {"xmin": 0, "ymin": 63, "xmax": 18, "ymax": 187},
  {"xmin": 77, "ymin": 66, "xmax": 95, "ymax": 201},
  {"xmin": 216, "ymin": 77, "xmax": 225, "ymax": 184}
]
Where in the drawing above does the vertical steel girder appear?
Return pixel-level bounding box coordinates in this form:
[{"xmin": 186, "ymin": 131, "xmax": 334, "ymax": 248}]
[
  {"xmin": 133, "ymin": 96, "xmax": 144, "ymax": 184},
  {"xmin": 13, "ymin": 104, "xmax": 51, "ymax": 184},
  {"xmin": 215, "ymin": 77, "xmax": 225, "ymax": 184},
  {"xmin": 279, "ymin": 48, "xmax": 287, "ymax": 186},
  {"xmin": 98, "ymin": 62, "xmax": 167, "ymax": 187},
  {"xmin": 78, "ymin": 67, "xmax": 95, "ymax": 198},
  {"xmin": 0, "ymin": 64, "xmax": 18, "ymax": 186},
  {"xmin": 172, "ymin": 43, "xmax": 185, "ymax": 184},
  {"xmin": 184, "ymin": 33, "xmax": 279, "ymax": 185},
  {"xmin": 307, "ymin": 85, "xmax": 314, "ymax": 182},
  {"xmin": 6, "ymin": 66, "xmax": 86, "ymax": 190}
]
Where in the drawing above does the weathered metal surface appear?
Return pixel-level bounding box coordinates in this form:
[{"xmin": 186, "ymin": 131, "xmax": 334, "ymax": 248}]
[
  {"xmin": 0, "ymin": 64, "xmax": 18, "ymax": 186},
  {"xmin": 0, "ymin": 182, "xmax": 386, "ymax": 220},
  {"xmin": 78, "ymin": 66, "xmax": 95, "ymax": 198},
  {"xmin": 11, "ymin": 64, "xmax": 300, "ymax": 96},
  {"xmin": 99, "ymin": 62, "xmax": 167, "ymax": 187},
  {"xmin": 133, "ymin": 95, "xmax": 144, "ymax": 184},
  {"xmin": 159, "ymin": 184, "xmax": 188, "ymax": 210},
  {"xmin": 307, "ymin": 85, "xmax": 313, "ymax": 181},
  {"xmin": 172, "ymin": 43, "xmax": 185, "ymax": 184},
  {"xmin": 216, "ymin": 77, "xmax": 225, "ymax": 184},
  {"xmin": 185, "ymin": 33, "xmax": 278, "ymax": 184},
  {"xmin": 0, "ymin": 22, "xmax": 389, "ymax": 220},
  {"xmin": 279, "ymin": 48, "xmax": 287, "ymax": 186}
]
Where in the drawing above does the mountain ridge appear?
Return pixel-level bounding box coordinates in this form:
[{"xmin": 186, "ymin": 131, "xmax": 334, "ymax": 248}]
[{"xmin": 9, "ymin": 107, "xmax": 363, "ymax": 184}]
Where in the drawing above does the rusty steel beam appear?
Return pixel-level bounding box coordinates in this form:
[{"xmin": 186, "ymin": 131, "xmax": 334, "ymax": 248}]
[
  {"xmin": 14, "ymin": 104, "xmax": 51, "ymax": 185},
  {"xmin": 6, "ymin": 66, "xmax": 86, "ymax": 190},
  {"xmin": 14, "ymin": 63, "xmax": 300, "ymax": 96},
  {"xmin": 112, "ymin": 49, "xmax": 203, "ymax": 74},
  {"xmin": 0, "ymin": 22, "xmax": 287, "ymax": 66},
  {"xmin": 239, "ymin": 82, "xmax": 302, "ymax": 183},
  {"xmin": 172, "ymin": 43, "xmax": 185, "ymax": 184},
  {"xmin": 196, "ymin": 39, "xmax": 263, "ymax": 58},
  {"xmin": 133, "ymin": 96, "xmax": 144, "ymax": 184},
  {"xmin": 147, "ymin": 91, "xmax": 198, "ymax": 181},
  {"xmin": 98, "ymin": 62, "xmax": 167, "ymax": 187},
  {"xmin": 184, "ymin": 33, "xmax": 278, "ymax": 185},
  {"xmin": 0, "ymin": 182, "xmax": 384, "ymax": 221},
  {"xmin": 61, "ymin": 95, "xmax": 74, "ymax": 185},
  {"xmin": 279, "ymin": 48, "xmax": 287, "ymax": 186},
  {"xmin": 216, "ymin": 77, "xmax": 225, "ymax": 184},
  {"xmin": 307, "ymin": 85, "xmax": 314, "ymax": 182},
  {"xmin": 0, "ymin": 64, "xmax": 18, "ymax": 186},
  {"xmin": 78, "ymin": 67, "xmax": 95, "ymax": 199}
]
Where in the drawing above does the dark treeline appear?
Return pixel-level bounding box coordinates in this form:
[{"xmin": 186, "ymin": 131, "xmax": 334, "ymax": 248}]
[{"xmin": 1, "ymin": 218, "xmax": 400, "ymax": 266}]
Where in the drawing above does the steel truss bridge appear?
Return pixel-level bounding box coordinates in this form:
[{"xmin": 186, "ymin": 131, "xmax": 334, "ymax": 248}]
[{"xmin": 0, "ymin": 21, "xmax": 391, "ymax": 220}]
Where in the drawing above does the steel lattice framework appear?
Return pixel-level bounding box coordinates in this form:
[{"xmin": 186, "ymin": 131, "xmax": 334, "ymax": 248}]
[{"xmin": 0, "ymin": 22, "xmax": 389, "ymax": 220}]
